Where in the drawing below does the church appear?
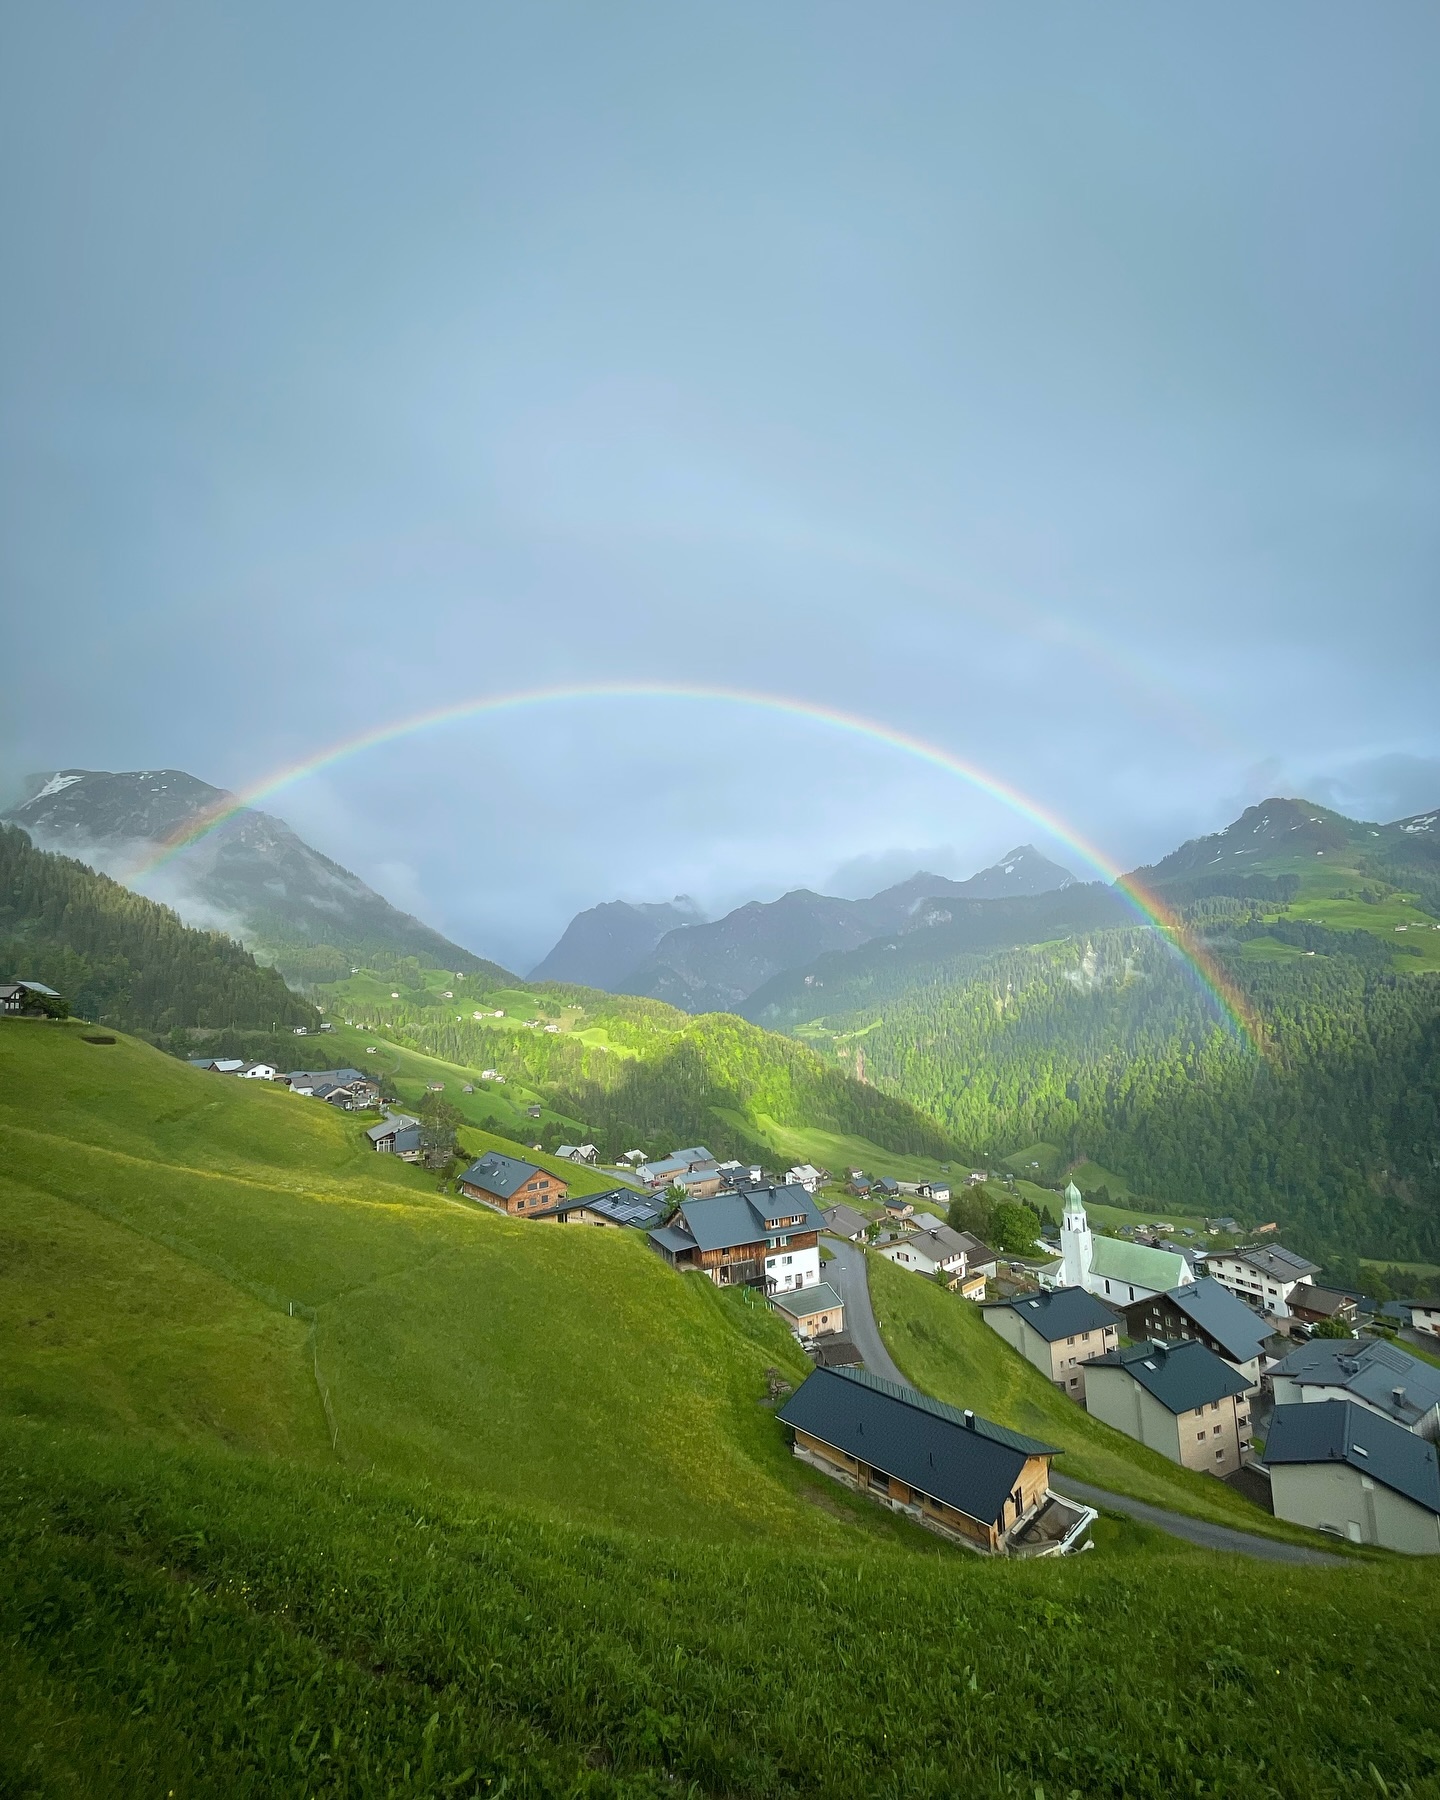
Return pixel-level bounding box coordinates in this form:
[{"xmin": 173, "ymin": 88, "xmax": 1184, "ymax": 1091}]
[{"xmin": 1037, "ymin": 1181, "xmax": 1196, "ymax": 1307}]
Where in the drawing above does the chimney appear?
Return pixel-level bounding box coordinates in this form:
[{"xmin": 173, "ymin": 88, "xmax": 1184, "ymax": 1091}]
[
  {"xmin": 963, "ymin": 1409, "xmax": 975, "ymax": 1430},
  {"xmin": 1393, "ymin": 1387, "xmax": 1406, "ymax": 1406}
]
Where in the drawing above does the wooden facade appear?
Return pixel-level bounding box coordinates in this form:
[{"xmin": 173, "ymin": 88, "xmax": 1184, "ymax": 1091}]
[
  {"xmin": 461, "ymin": 1168, "xmax": 569, "ymax": 1216},
  {"xmin": 791, "ymin": 1427, "xmax": 1051, "ymax": 1554}
]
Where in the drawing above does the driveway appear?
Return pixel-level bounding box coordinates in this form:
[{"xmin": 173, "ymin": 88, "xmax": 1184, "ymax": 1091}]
[
  {"xmin": 820, "ymin": 1234, "xmax": 1345, "ymax": 1566},
  {"xmin": 820, "ymin": 1234, "xmax": 907, "ymax": 1384}
]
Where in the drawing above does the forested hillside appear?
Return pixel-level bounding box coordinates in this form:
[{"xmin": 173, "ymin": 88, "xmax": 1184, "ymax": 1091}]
[
  {"xmin": 0, "ymin": 825, "xmax": 316, "ymax": 1039},
  {"xmin": 316, "ymin": 964, "xmax": 963, "ymax": 1165},
  {"xmin": 800, "ymin": 921, "xmax": 1440, "ymax": 1261}
]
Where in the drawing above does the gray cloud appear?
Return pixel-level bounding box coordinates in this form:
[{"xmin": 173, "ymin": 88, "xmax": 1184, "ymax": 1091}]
[{"xmin": 1, "ymin": 4, "xmax": 1436, "ymax": 968}]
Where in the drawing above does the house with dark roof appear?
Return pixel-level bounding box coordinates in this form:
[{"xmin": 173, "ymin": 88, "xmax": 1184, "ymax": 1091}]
[
  {"xmin": 1264, "ymin": 1399, "xmax": 1440, "ymax": 1554},
  {"xmin": 1382, "ymin": 1299, "xmax": 1440, "ymax": 1340},
  {"xmin": 366, "ymin": 1114, "xmax": 422, "ymax": 1160},
  {"xmin": 1270, "ymin": 1339, "xmax": 1440, "ymax": 1440},
  {"xmin": 775, "ymin": 1365, "xmax": 1095, "ymax": 1556},
  {"xmin": 1205, "ymin": 1243, "xmax": 1320, "ymax": 1320},
  {"xmin": 636, "ymin": 1146, "xmax": 717, "ymax": 1190},
  {"xmin": 527, "ymin": 1188, "xmax": 666, "ymax": 1230},
  {"xmin": 1084, "ymin": 1338, "xmax": 1254, "ymax": 1477},
  {"xmin": 647, "ymin": 1183, "xmax": 826, "ymax": 1293},
  {"xmin": 1286, "ymin": 1284, "xmax": 1359, "ymax": 1327},
  {"xmin": 983, "ymin": 1286, "xmax": 1122, "ymax": 1401},
  {"xmin": 458, "ymin": 1151, "xmax": 568, "ymax": 1217},
  {"xmin": 1119, "ymin": 1277, "xmax": 1270, "ymax": 1390},
  {"xmin": 821, "ymin": 1203, "xmax": 869, "ymax": 1242}
]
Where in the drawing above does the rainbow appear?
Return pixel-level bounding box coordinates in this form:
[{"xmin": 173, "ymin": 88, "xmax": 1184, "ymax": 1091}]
[{"xmin": 132, "ymin": 682, "xmax": 1262, "ymax": 1046}]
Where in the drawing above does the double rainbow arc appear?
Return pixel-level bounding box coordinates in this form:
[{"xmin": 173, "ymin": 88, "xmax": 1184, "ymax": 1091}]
[{"xmin": 132, "ymin": 682, "xmax": 1262, "ymax": 1048}]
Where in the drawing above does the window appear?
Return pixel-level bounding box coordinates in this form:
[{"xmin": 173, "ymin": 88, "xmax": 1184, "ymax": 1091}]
[
  {"xmin": 1067, "ymin": 1336, "xmax": 1075, "ymax": 1346},
  {"xmin": 1215, "ymin": 1448, "xmax": 1226, "ymax": 1461},
  {"xmin": 1213, "ymin": 1426, "xmax": 1223, "ymax": 1437},
  {"xmin": 1197, "ymin": 1432, "xmax": 1206, "ymax": 1442}
]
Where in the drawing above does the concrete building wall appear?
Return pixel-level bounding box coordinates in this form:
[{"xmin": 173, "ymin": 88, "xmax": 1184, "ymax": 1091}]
[{"xmin": 1269, "ymin": 1462, "xmax": 1440, "ymax": 1554}]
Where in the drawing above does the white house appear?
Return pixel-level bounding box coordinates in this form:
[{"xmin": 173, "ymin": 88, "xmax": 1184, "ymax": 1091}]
[
  {"xmin": 555, "ymin": 1144, "xmax": 599, "ymax": 1165},
  {"xmin": 1205, "ymin": 1243, "xmax": 1320, "ymax": 1320},
  {"xmin": 786, "ymin": 1164, "xmax": 825, "ymax": 1194},
  {"xmin": 1036, "ymin": 1182, "xmax": 1195, "ymax": 1306},
  {"xmin": 237, "ymin": 1062, "xmax": 279, "ymax": 1080},
  {"xmin": 875, "ymin": 1223, "xmax": 991, "ymax": 1283}
]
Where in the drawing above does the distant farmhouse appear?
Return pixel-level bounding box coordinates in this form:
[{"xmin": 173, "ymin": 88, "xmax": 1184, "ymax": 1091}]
[
  {"xmin": 1, "ymin": 980, "xmax": 64, "ymax": 1015},
  {"xmin": 367, "ymin": 1114, "xmax": 422, "ymax": 1160}
]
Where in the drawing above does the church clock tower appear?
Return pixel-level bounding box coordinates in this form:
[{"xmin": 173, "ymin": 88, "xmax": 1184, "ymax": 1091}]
[{"xmin": 1060, "ymin": 1180, "xmax": 1093, "ymax": 1290}]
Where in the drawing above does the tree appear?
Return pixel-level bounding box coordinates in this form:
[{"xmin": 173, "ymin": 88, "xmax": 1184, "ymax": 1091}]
[
  {"xmin": 991, "ymin": 1201, "xmax": 1045, "ymax": 1255},
  {"xmin": 948, "ymin": 1185, "xmax": 996, "ymax": 1240},
  {"xmin": 417, "ymin": 1095, "xmax": 463, "ymax": 1170},
  {"xmin": 1310, "ymin": 1317, "xmax": 1357, "ymax": 1339}
]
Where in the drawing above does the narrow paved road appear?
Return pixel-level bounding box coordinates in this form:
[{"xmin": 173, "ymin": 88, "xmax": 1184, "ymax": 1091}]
[
  {"xmin": 820, "ymin": 1234, "xmax": 907, "ymax": 1383},
  {"xmin": 821, "ymin": 1234, "xmax": 1345, "ymax": 1567},
  {"xmin": 1048, "ymin": 1475, "xmax": 1344, "ymax": 1565}
]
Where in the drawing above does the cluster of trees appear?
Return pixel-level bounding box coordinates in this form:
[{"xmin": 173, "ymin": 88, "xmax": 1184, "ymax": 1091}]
[
  {"xmin": 830, "ymin": 923, "xmax": 1440, "ymax": 1264},
  {"xmin": 946, "ymin": 1182, "xmax": 1049, "ymax": 1255},
  {"xmin": 0, "ymin": 827, "xmax": 317, "ymax": 1039}
]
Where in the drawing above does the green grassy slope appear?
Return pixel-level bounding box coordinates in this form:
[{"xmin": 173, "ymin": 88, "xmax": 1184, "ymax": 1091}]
[
  {"xmin": 0, "ymin": 1020, "xmax": 924, "ymax": 1546},
  {"xmin": 5, "ymin": 1424, "xmax": 1440, "ymax": 1800}
]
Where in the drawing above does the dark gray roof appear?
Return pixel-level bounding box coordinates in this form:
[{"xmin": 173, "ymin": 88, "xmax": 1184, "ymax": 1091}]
[
  {"xmin": 1264, "ymin": 1399, "xmax": 1440, "ymax": 1515},
  {"xmin": 1231, "ymin": 1243, "xmax": 1319, "ymax": 1282},
  {"xmin": 1145, "ymin": 1277, "xmax": 1269, "ymax": 1365},
  {"xmin": 648, "ymin": 1223, "xmax": 698, "ymax": 1256},
  {"xmin": 777, "ymin": 1365, "xmax": 1060, "ymax": 1527},
  {"xmin": 676, "ymin": 1184, "xmax": 826, "ymax": 1253},
  {"xmin": 1088, "ymin": 1338, "xmax": 1250, "ymax": 1413},
  {"xmin": 822, "ymin": 1203, "xmax": 869, "ymax": 1238},
  {"xmin": 1271, "ymin": 1338, "xmax": 1440, "ymax": 1430},
  {"xmin": 459, "ymin": 1150, "xmax": 545, "ymax": 1199},
  {"xmin": 1287, "ymin": 1284, "xmax": 1353, "ymax": 1317},
  {"xmin": 988, "ymin": 1285, "xmax": 1120, "ymax": 1343},
  {"xmin": 288, "ymin": 1067, "xmax": 368, "ymax": 1087},
  {"xmin": 533, "ymin": 1188, "xmax": 666, "ymax": 1228}
]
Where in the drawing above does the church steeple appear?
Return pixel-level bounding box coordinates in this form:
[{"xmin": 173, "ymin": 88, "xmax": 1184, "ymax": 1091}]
[{"xmin": 1061, "ymin": 1180, "xmax": 1092, "ymax": 1289}]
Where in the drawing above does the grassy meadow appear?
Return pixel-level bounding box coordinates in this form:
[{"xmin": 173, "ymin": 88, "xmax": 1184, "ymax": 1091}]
[
  {"xmin": 0, "ymin": 1021, "xmax": 912, "ymax": 1545},
  {"xmin": 6, "ymin": 1016, "xmax": 1440, "ymax": 1794},
  {"xmin": 6, "ymin": 1423, "xmax": 1440, "ymax": 1799}
]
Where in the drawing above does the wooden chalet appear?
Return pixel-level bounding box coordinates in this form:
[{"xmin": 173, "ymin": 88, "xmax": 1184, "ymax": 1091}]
[
  {"xmin": 776, "ymin": 1366, "xmax": 1094, "ymax": 1556},
  {"xmin": 459, "ymin": 1150, "xmax": 568, "ymax": 1217}
]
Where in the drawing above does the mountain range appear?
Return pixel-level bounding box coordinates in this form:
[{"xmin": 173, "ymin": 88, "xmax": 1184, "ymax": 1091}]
[
  {"xmin": 3, "ymin": 769, "xmax": 508, "ymax": 986},
  {"xmin": 532, "ymin": 843, "xmax": 1078, "ymax": 1011}
]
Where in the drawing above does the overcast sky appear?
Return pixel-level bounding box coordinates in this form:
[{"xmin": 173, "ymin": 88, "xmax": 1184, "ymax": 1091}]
[{"xmin": 3, "ymin": 3, "xmax": 1437, "ymax": 970}]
